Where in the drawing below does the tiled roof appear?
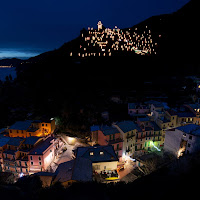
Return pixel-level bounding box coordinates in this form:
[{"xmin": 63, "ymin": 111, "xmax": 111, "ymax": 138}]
[
  {"xmin": 23, "ymin": 136, "xmax": 42, "ymax": 145},
  {"xmin": 176, "ymin": 124, "xmax": 200, "ymax": 136},
  {"xmin": 0, "ymin": 136, "xmax": 10, "ymax": 147},
  {"xmin": 9, "ymin": 120, "xmax": 33, "ymax": 130},
  {"xmin": 29, "ymin": 136, "xmax": 54, "ymax": 155},
  {"xmin": 116, "ymin": 121, "xmax": 137, "ymax": 133},
  {"xmin": 102, "ymin": 127, "xmax": 119, "ymax": 136},
  {"xmin": 76, "ymin": 145, "xmax": 118, "ymax": 163},
  {"xmin": 7, "ymin": 137, "xmax": 24, "ymax": 146},
  {"xmin": 54, "ymin": 157, "xmax": 92, "ymax": 183}
]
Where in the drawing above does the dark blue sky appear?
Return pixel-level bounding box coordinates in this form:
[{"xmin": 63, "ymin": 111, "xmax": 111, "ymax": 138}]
[{"xmin": 0, "ymin": 0, "xmax": 190, "ymax": 59}]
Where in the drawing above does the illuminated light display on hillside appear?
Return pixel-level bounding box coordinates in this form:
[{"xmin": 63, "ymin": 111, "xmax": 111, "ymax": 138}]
[{"xmin": 70, "ymin": 21, "xmax": 160, "ymax": 57}]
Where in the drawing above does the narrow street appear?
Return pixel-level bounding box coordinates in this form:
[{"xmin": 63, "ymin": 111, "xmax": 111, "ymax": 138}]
[{"xmin": 118, "ymin": 161, "xmax": 137, "ymax": 182}]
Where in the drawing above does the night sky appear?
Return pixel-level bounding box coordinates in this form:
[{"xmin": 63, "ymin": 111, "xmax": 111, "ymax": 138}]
[{"xmin": 0, "ymin": 0, "xmax": 190, "ymax": 59}]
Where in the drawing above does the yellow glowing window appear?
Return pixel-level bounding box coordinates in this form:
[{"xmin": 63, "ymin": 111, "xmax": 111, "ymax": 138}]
[
  {"xmin": 90, "ymin": 152, "xmax": 94, "ymax": 156},
  {"xmin": 100, "ymin": 151, "xmax": 104, "ymax": 155}
]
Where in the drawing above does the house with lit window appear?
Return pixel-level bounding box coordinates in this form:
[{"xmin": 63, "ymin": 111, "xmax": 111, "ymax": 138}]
[
  {"xmin": 0, "ymin": 136, "xmax": 10, "ymax": 171},
  {"xmin": 91, "ymin": 125, "xmax": 123, "ymax": 160},
  {"xmin": 3, "ymin": 137, "xmax": 25, "ymax": 175},
  {"xmin": 76, "ymin": 145, "xmax": 118, "ymax": 175},
  {"xmin": 113, "ymin": 121, "xmax": 139, "ymax": 158},
  {"xmin": 28, "ymin": 135, "xmax": 56, "ymax": 173},
  {"xmin": 164, "ymin": 124, "xmax": 200, "ymax": 158},
  {"xmin": 8, "ymin": 119, "xmax": 55, "ymax": 138},
  {"xmin": 16, "ymin": 136, "xmax": 43, "ymax": 176}
]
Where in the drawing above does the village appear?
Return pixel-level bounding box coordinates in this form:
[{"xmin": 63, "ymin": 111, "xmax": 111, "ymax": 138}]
[
  {"xmin": 1, "ymin": 96, "xmax": 200, "ymax": 187},
  {"xmin": 69, "ymin": 21, "xmax": 159, "ymax": 57}
]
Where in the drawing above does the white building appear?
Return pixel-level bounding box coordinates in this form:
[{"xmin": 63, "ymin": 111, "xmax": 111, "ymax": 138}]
[{"xmin": 164, "ymin": 124, "xmax": 200, "ymax": 158}]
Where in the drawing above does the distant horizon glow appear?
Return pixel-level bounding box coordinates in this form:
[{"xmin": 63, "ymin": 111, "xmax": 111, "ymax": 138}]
[{"xmin": 0, "ymin": 49, "xmax": 44, "ymax": 60}]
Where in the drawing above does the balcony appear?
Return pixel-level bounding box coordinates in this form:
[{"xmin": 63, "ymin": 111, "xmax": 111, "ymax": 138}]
[
  {"xmin": 126, "ymin": 134, "xmax": 135, "ymax": 139},
  {"xmin": 107, "ymin": 138, "xmax": 123, "ymax": 145}
]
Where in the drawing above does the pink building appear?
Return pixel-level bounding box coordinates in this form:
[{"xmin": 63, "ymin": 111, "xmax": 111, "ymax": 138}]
[
  {"xmin": 91, "ymin": 125, "xmax": 123, "ymax": 159},
  {"xmin": 28, "ymin": 135, "xmax": 56, "ymax": 174}
]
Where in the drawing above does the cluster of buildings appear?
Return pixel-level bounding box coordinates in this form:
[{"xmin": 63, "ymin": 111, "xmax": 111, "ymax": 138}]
[
  {"xmin": 2, "ymin": 100, "xmax": 200, "ymax": 187},
  {"xmin": 0, "ymin": 119, "xmax": 64, "ymax": 178},
  {"xmin": 91, "ymin": 101, "xmax": 200, "ymax": 165},
  {"xmin": 70, "ymin": 21, "xmax": 159, "ymax": 57}
]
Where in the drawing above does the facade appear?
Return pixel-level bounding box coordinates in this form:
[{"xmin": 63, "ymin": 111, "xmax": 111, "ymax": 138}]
[
  {"xmin": 91, "ymin": 125, "xmax": 123, "ymax": 160},
  {"xmin": 0, "ymin": 136, "xmax": 10, "ymax": 171},
  {"xmin": 91, "ymin": 120, "xmax": 165, "ymax": 161},
  {"xmin": 76, "ymin": 145, "xmax": 118, "ymax": 174},
  {"xmin": 164, "ymin": 124, "xmax": 200, "ymax": 158},
  {"xmin": 28, "ymin": 136, "xmax": 57, "ymax": 174},
  {"xmin": 8, "ymin": 119, "xmax": 55, "ymax": 138},
  {"xmin": 3, "ymin": 137, "xmax": 25, "ymax": 175},
  {"xmin": 128, "ymin": 103, "xmax": 150, "ymax": 116}
]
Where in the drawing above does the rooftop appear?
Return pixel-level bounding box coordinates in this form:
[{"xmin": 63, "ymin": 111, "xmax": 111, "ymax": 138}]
[
  {"xmin": 176, "ymin": 124, "xmax": 200, "ymax": 136},
  {"xmin": 9, "ymin": 120, "xmax": 33, "ymax": 130},
  {"xmin": 7, "ymin": 137, "xmax": 24, "ymax": 147},
  {"xmin": 54, "ymin": 157, "xmax": 92, "ymax": 183},
  {"xmin": 76, "ymin": 145, "xmax": 118, "ymax": 163},
  {"xmin": 115, "ymin": 121, "xmax": 138, "ymax": 133},
  {"xmin": 23, "ymin": 136, "xmax": 42, "ymax": 145},
  {"xmin": 102, "ymin": 127, "xmax": 119, "ymax": 136},
  {"xmin": 29, "ymin": 136, "xmax": 55, "ymax": 155},
  {"xmin": 0, "ymin": 136, "xmax": 10, "ymax": 147}
]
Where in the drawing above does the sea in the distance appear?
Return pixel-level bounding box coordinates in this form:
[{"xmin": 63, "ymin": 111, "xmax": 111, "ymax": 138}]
[{"xmin": 0, "ymin": 67, "xmax": 17, "ymax": 81}]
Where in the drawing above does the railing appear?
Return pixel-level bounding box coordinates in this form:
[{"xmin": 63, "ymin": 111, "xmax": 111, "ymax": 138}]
[
  {"xmin": 107, "ymin": 138, "xmax": 123, "ymax": 144},
  {"xmin": 126, "ymin": 134, "xmax": 135, "ymax": 139}
]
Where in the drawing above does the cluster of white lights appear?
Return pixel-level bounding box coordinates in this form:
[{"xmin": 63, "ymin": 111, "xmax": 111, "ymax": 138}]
[{"xmin": 70, "ymin": 21, "xmax": 159, "ymax": 57}]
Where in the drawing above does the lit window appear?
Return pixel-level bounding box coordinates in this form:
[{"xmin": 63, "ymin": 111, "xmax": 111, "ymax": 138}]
[
  {"xmin": 100, "ymin": 151, "xmax": 104, "ymax": 155},
  {"xmin": 90, "ymin": 152, "xmax": 94, "ymax": 156}
]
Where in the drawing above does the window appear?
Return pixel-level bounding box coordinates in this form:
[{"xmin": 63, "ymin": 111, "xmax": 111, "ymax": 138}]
[
  {"xmin": 38, "ymin": 157, "xmax": 41, "ymax": 160},
  {"xmin": 21, "ymin": 130, "xmax": 23, "ymax": 133},
  {"xmin": 188, "ymin": 143, "xmax": 191, "ymax": 147},
  {"xmin": 100, "ymin": 151, "xmax": 104, "ymax": 155},
  {"xmin": 10, "ymin": 130, "xmax": 12, "ymax": 133},
  {"xmin": 104, "ymin": 166, "xmax": 106, "ymax": 170},
  {"xmin": 90, "ymin": 152, "xmax": 94, "ymax": 156},
  {"xmin": 42, "ymin": 124, "xmax": 44, "ymax": 126},
  {"xmin": 117, "ymin": 144, "xmax": 119, "ymax": 150},
  {"xmin": 39, "ymin": 162, "xmax": 42, "ymax": 165},
  {"xmin": 94, "ymin": 165, "xmax": 100, "ymax": 170},
  {"xmin": 30, "ymin": 156, "xmax": 33, "ymax": 160},
  {"xmin": 31, "ymin": 162, "xmax": 33, "ymax": 165},
  {"xmin": 189, "ymin": 135, "xmax": 192, "ymax": 140},
  {"xmin": 46, "ymin": 124, "xmax": 47, "ymax": 126}
]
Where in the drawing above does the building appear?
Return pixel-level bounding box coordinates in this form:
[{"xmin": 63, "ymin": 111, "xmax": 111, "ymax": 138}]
[
  {"xmin": 91, "ymin": 125, "xmax": 123, "ymax": 160},
  {"xmin": 0, "ymin": 136, "xmax": 10, "ymax": 171},
  {"xmin": 16, "ymin": 137, "xmax": 43, "ymax": 176},
  {"xmin": 76, "ymin": 145, "xmax": 118, "ymax": 174},
  {"xmin": 128, "ymin": 103, "xmax": 150, "ymax": 117},
  {"xmin": 53, "ymin": 157, "xmax": 93, "ymax": 187},
  {"xmin": 164, "ymin": 124, "xmax": 200, "ymax": 158},
  {"xmin": 8, "ymin": 119, "xmax": 55, "ymax": 138},
  {"xmin": 3, "ymin": 137, "xmax": 25, "ymax": 175},
  {"xmin": 28, "ymin": 136, "xmax": 57, "ymax": 174},
  {"xmin": 113, "ymin": 121, "xmax": 139, "ymax": 158}
]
